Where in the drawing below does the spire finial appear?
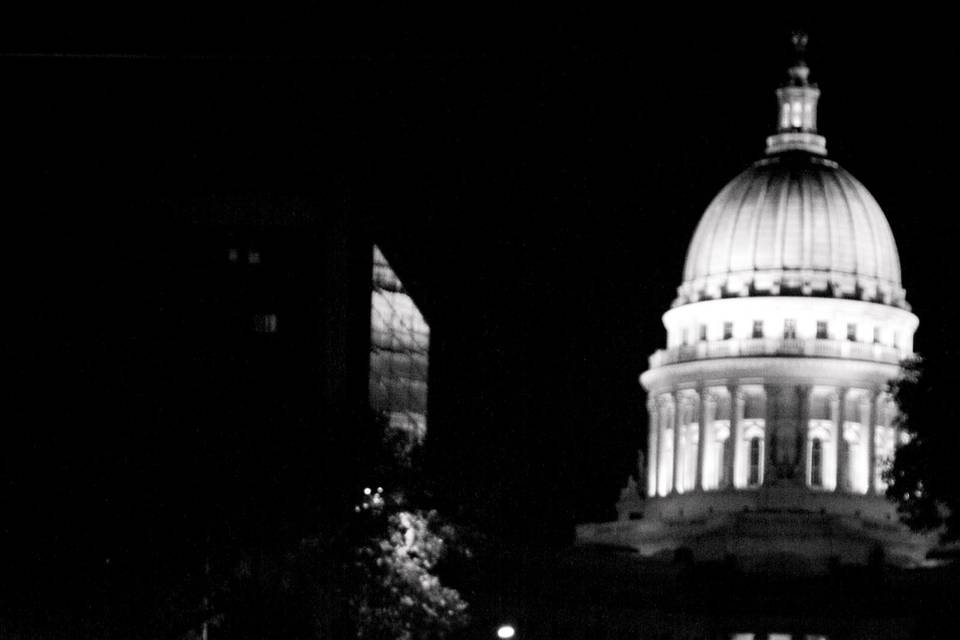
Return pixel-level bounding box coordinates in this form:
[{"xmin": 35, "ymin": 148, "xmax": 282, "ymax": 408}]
[
  {"xmin": 787, "ymin": 31, "xmax": 811, "ymax": 85},
  {"xmin": 791, "ymin": 31, "xmax": 808, "ymax": 56}
]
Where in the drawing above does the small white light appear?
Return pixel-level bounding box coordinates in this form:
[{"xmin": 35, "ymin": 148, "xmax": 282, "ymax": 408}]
[
  {"xmin": 363, "ymin": 487, "xmax": 371, "ymax": 496},
  {"xmin": 497, "ymin": 625, "xmax": 515, "ymax": 639}
]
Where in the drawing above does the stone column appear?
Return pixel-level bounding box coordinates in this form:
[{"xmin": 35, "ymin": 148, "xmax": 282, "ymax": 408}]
[
  {"xmin": 763, "ymin": 385, "xmax": 776, "ymax": 486},
  {"xmin": 829, "ymin": 391, "xmax": 840, "ymax": 491},
  {"xmin": 696, "ymin": 387, "xmax": 709, "ymax": 491},
  {"xmin": 798, "ymin": 385, "xmax": 811, "ymax": 487},
  {"xmin": 725, "ymin": 387, "xmax": 741, "ymax": 488},
  {"xmin": 865, "ymin": 391, "xmax": 877, "ymax": 495},
  {"xmin": 834, "ymin": 388, "xmax": 849, "ymax": 493},
  {"xmin": 659, "ymin": 398, "xmax": 673, "ymax": 495},
  {"xmin": 646, "ymin": 397, "xmax": 659, "ymax": 497},
  {"xmin": 672, "ymin": 391, "xmax": 682, "ymax": 494},
  {"xmin": 884, "ymin": 392, "xmax": 900, "ymax": 489},
  {"xmin": 888, "ymin": 393, "xmax": 902, "ymax": 452}
]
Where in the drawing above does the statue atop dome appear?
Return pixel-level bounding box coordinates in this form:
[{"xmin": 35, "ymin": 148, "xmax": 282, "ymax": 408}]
[
  {"xmin": 791, "ymin": 31, "xmax": 808, "ymax": 54},
  {"xmin": 787, "ymin": 31, "xmax": 812, "ymax": 85}
]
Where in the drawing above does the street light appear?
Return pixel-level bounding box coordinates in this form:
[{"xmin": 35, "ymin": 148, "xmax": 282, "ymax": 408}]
[{"xmin": 496, "ymin": 624, "xmax": 516, "ymax": 639}]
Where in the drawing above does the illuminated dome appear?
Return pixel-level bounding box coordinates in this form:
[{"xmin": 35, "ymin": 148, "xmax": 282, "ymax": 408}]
[
  {"xmin": 675, "ymin": 45, "xmax": 907, "ymax": 311},
  {"xmin": 677, "ymin": 154, "xmax": 907, "ymax": 309},
  {"xmin": 578, "ymin": 35, "xmax": 931, "ymax": 572}
]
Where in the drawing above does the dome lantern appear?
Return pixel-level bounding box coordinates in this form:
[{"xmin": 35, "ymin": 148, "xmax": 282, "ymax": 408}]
[{"xmin": 766, "ymin": 32, "xmax": 827, "ymax": 155}]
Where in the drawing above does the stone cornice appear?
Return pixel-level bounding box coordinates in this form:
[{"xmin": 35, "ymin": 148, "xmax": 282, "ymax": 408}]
[{"xmin": 640, "ymin": 355, "xmax": 901, "ymax": 395}]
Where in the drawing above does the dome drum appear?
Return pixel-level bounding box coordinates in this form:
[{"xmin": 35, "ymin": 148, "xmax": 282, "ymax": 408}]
[{"xmin": 649, "ymin": 296, "xmax": 918, "ymax": 372}]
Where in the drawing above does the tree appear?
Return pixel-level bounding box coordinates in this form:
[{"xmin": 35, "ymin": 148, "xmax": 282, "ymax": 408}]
[
  {"xmin": 155, "ymin": 410, "xmax": 471, "ymax": 639},
  {"xmin": 887, "ymin": 355, "xmax": 960, "ymax": 542},
  {"xmin": 350, "ymin": 489, "xmax": 469, "ymax": 640},
  {"xmin": 348, "ymin": 410, "xmax": 470, "ymax": 639}
]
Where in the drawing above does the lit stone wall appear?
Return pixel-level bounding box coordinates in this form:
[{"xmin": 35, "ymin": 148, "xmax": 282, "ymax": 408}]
[
  {"xmin": 640, "ymin": 293, "xmax": 914, "ymax": 504},
  {"xmin": 369, "ymin": 245, "xmax": 430, "ymax": 445},
  {"xmin": 660, "ymin": 297, "xmax": 916, "ymax": 354}
]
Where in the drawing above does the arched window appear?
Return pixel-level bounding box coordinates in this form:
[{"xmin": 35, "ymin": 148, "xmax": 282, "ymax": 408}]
[
  {"xmin": 847, "ymin": 323, "xmax": 857, "ymax": 342},
  {"xmin": 748, "ymin": 437, "xmax": 762, "ymax": 486},
  {"xmin": 810, "ymin": 439, "xmax": 824, "ymax": 488},
  {"xmin": 783, "ymin": 319, "xmax": 797, "ymax": 340},
  {"xmin": 791, "ymin": 100, "xmax": 803, "ymax": 128},
  {"xmin": 816, "ymin": 320, "xmax": 828, "ymax": 339}
]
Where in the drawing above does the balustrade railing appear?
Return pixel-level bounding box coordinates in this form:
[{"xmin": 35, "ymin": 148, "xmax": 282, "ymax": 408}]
[{"xmin": 649, "ymin": 337, "xmax": 903, "ymax": 368}]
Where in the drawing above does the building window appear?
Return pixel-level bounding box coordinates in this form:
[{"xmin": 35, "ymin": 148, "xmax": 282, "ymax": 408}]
[
  {"xmin": 752, "ymin": 320, "xmax": 763, "ymax": 338},
  {"xmin": 810, "ymin": 439, "xmax": 824, "ymax": 488},
  {"xmin": 723, "ymin": 322, "xmax": 733, "ymax": 340},
  {"xmin": 816, "ymin": 320, "xmax": 828, "ymax": 339},
  {"xmin": 253, "ymin": 313, "xmax": 278, "ymax": 334},
  {"xmin": 748, "ymin": 437, "xmax": 763, "ymax": 486},
  {"xmin": 847, "ymin": 323, "xmax": 857, "ymax": 342},
  {"xmin": 873, "ymin": 327, "xmax": 881, "ymax": 344},
  {"xmin": 228, "ymin": 247, "xmax": 239, "ymax": 263},
  {"xmin": 247, "ymin": 249, "xmax": 261, "ymax": 264},
  {"xmin": 783, "ymin": 319, "xmax": 797, "ymax": 340},
  {"xmin": 699, "ymin": 324, "xmax": 708, "ymax": 342},
  {"xmin": 791, "ymin": 100, "xmax": 803, "ymax": 128}
]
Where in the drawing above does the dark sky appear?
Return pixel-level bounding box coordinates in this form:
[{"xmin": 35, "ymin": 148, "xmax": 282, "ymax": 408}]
[{"xmin": 3, "ymin": 14, "xmax": 959, "ymax": 635}]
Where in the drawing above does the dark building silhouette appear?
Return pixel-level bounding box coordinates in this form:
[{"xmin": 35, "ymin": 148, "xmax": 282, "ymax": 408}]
[{"xmin": 158, "ymin": 195, "xmax": 373, "ymax": 548}]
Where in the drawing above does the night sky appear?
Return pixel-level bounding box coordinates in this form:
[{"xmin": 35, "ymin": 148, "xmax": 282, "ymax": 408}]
[{"xmin": 4, "ymin": 15, "xmax": 959, "ymax": 636}]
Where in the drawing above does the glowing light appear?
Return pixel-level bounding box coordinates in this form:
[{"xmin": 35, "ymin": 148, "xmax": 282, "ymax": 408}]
[
  {"xmin": 363, "ymin": 487, "xmax": 372, "ymax": 496},
  {"xmin": 497, "ymin": 625, "xmax": 516, "ymax": 639}
]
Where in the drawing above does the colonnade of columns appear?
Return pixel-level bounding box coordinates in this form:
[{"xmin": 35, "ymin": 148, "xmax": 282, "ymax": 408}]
[{"xmin": 645, "ymin": 383, "xmax": 899, "ymax": 498}]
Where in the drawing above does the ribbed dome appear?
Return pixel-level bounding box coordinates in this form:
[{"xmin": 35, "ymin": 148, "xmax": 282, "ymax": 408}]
[{"xmin": 676, "ymin": 152, "xmax": 907, "ymax": 309}]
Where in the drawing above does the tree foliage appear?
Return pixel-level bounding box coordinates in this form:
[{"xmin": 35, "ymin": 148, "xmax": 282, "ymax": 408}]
[
  {"xmin": 156, "ymin": 410, "xmax": 471, "ymax": 639},
  {"xmin": 887, "ymin": 355, "xmax": 960, "ymax": 542},
  {"xmin": 351, "ymin": 494, "xmax": 469, "ymax": 640}
]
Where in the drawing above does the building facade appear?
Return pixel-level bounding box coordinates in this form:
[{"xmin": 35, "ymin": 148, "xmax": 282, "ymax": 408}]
[
  {"xmin": 369, "ymin": 245, "xmax": 431, "ymax": 450},
  {"xmin": 578, "ymin": 39, "xmax": 930, "ymax": 572}
]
